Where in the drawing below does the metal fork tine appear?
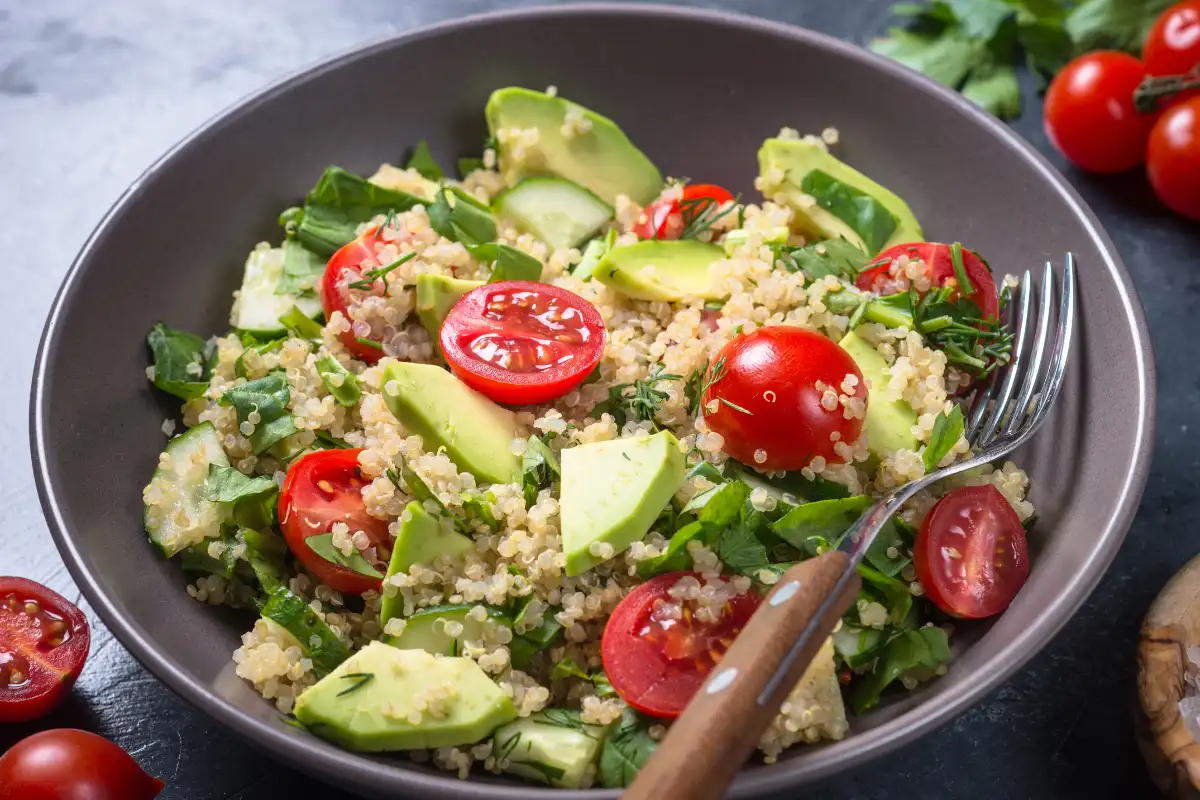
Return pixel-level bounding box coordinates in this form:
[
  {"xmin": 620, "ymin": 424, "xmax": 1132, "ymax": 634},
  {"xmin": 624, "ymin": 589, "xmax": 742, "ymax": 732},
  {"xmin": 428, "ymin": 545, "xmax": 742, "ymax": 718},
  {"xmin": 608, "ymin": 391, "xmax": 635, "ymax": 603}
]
[
  {"xmin": 973, "ymin": 270, "xmax": 1033, "ymax": 446},
  {"xmin": 1025, "ymin": 253, "xmax": 1076, "ymax": 435},
  {"xmin": 1001, "ymin": 262, "xmax": 1054, "ymax": 436}
]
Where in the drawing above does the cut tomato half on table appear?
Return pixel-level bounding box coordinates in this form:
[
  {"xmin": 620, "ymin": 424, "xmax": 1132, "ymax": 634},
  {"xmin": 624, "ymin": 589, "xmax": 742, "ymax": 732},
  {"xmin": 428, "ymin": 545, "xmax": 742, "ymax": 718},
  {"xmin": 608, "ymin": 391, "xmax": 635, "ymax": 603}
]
[
  {"xmin": 0, "ymin": 729, "xmax": 164, "ymax": 800},
  {"xmin": 0, "ymin": 577, "xmax": 90, "ymax": 723},
  {"xmin": 914, "ymin": 484, "xmax": 1030, "ymax": 619},
  {"xmin": 279, "ymin": 449, "xmax": 391, "ymax": 594},
  {"xmin": 856, "ymin": 242, "xmax": 999, "ymax": 322},
  {"xmin": 320, "ymin": 226, "xmax": 411, "ymax": 362},
  {"xmin": 439, "ymin": 280, "xmax": 606, "ymax": 405},
  {"xmin": 634, "ymin": 183, "xmax": 735, "ymax": 240},
  {"xmin": 601, "ymin": 571, "xmax": 761, "ymax": 719}
]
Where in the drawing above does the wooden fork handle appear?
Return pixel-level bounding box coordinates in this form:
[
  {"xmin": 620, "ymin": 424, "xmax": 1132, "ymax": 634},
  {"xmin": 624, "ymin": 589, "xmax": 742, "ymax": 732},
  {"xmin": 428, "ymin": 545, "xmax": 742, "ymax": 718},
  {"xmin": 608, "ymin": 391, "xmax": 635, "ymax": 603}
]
[{"xmin": 622, "ymin": 552, "xmax": 860, "ymax": 800}]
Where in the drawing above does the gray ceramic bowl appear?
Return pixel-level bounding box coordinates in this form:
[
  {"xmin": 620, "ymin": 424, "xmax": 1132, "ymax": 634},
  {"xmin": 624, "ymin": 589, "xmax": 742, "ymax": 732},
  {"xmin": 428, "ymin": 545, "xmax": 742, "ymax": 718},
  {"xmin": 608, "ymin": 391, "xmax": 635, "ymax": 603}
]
[{"xmin": 31, "ymin": 5, "xmax": 1155, "ymax": 798}]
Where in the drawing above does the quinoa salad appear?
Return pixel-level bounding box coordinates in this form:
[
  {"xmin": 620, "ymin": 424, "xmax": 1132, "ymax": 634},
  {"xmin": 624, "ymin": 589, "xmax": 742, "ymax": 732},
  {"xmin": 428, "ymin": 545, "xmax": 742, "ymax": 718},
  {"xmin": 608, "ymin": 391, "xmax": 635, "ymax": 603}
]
[{"xmin": 141, "ymin": 87, "xmax": 1034, "ymax": 789}]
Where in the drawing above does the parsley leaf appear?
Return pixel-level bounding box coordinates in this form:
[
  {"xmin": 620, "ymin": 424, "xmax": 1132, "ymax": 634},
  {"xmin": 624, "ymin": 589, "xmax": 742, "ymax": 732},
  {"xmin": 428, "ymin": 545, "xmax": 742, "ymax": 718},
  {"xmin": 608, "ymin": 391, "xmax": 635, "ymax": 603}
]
[
  {"xmin": 147, "ymin": 322, "xmax": 212, "ymax": 401},
  {"xmin": 771, "ymin": 238, "xmax": 869, "ymax": 280},
  {"xmin": 468, "ymin": 242, "xmax": 543, "ymax": 283},
  {"xmin": 712, "ymin": 520, "xmax": 771, "ymax": 577},
  {"xmin": 304, "ymin": 532, "xmax": 384, "ymax": 579},
  {"xmin": 598, "ymin": 706, "xmax": 659, "ymax": 789},
  {"xmin": 405, "ymin": 140, "xmax": 444, "ymax": 181},
  {"xmin": 922, "ymin": 405, "xmax": 966, "ymax": 472},
  {"xmin": 591, "ymin": 364, "xmax": 682, "ymax": 427}
]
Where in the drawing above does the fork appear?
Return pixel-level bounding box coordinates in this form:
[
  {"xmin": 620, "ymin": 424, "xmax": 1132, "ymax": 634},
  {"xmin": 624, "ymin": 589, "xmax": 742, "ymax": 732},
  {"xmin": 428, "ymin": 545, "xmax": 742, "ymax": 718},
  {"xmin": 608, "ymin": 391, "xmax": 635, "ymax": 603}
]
[{"xmin": 623, "ymin": 254, "xmax": 1077, "ymax": 800}]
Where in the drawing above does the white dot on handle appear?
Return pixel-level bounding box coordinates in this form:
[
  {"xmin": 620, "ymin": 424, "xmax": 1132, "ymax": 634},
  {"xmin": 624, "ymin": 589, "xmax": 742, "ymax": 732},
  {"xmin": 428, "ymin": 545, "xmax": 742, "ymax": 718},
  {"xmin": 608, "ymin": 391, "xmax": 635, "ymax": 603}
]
[
  {"xmin": 769, "ymin": 580, "xmax": 801, "ymax": 606},
  {"xmin": 706, "ymin": 667, "xmax": 739, "ymax": 695}
]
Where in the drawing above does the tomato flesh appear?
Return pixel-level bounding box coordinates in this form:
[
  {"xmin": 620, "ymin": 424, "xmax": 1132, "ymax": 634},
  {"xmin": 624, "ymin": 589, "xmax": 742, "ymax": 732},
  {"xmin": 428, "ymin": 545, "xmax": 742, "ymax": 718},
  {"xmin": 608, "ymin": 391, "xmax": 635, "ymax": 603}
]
[
  {"xmin": 856, "ymin": 242, "xmax": 999, "ymax": 321},
  {"xmin": 1043, "ymin": 51, "xmax": 1157, "ymax": 173},
  {"xmin": 701, "ymin": 327, "xmax": 866, "ymax": 471},
  {"xmin": 1144, "ymin": 1, "xmax": 1200, "ymax": 107},
  {"xmin": 914, "ymin": 485, "xmax": 1030, "ymax": 619},
  {"xmin": 320, "ymin": 226, "xmax": 409, "ymax": 362},
  {"xmin": 1148, "ymin": 97, "xmax": 1200, "ymax": 221},
  {"xmin": 634, "ymin": 184, "xmax": 735, "ymax": 240},
  {"xmin": 279, "ymin": 449, "xmax": 390, "ymax": 594},
  {"xmin": 440, "ymin": 280, "xmax": 606, "ymax": 405},
  {"xmin": 601, "ymin": 572, "xmax": 760, "ymax": 718},
  {"xmin": 0, "ymin": 577, "xmax": 90, "ymax": 723},
  {"xmin": 0, "ymin": 729, "xmax": 163, "ymax": 800}
]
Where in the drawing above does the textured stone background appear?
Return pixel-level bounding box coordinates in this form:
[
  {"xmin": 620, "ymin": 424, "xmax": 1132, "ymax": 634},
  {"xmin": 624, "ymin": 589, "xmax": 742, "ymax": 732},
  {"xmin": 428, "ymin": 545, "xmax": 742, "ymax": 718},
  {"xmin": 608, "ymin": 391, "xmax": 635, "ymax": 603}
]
[{"xmin": 2, "ymin": 1, "xmax": 1197, "ymax": 797}]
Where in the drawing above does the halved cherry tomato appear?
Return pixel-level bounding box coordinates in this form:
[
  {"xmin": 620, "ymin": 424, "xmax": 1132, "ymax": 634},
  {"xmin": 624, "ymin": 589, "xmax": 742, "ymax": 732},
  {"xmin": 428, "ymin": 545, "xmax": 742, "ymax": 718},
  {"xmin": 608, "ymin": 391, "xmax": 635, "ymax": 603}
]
[
  {"xmin": 440, "ymin": 280, "xmax": 606, "ymax": 405},
  {"xmin": 319, "ymin": 227, "xmax": 399, "ymax": 363},
  {"xmin": 279, "ymin": 449, "xmax": 390, "ymax": 594},
  {"xmin": 855, "ymin": 242, "xmax": 999, "ymax": 322},
  {"xmin": 701, "ymin": 327, "xmax": 866, "ymax": 471},
  {"xmin": 1144, "ymin": 2, "xmax": 1200, "ymax": 107},
  {"xmin": 0, "ymin": 577, "xmax": 90, "ymax": 723},
  {"xmin": 633, "ymin": 184, "xmax": 735, "ymax": 240},
  {"xmin": 1147, "ymin": 96, "xmax": 1200, "ymax": 220},
  {"xmin": 601, "ymin": 571, "xmax": 760, "ymax": 718},
  {"xmin": 1043, "ymin": 51, "xmax": 1157, "ymax": 173},
  {"xmin": 914, "ymin": 485, "xmax": 1030, "ymax": 619},
  {"xmin": 0, "ymin": 729, "xmax": 163, "ymax": 800}
]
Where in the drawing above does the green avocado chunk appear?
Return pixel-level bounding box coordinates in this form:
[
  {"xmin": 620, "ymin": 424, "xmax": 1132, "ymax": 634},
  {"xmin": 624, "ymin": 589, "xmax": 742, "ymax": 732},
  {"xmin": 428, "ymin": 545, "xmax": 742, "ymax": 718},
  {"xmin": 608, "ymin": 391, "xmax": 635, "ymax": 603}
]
[
  {"xmin": 381, "ymin": 362, "xmax": 523, "ymax": 485},
  {"xmin": 485, "ymin": 88, "xmax": 663, "ymax": 206},
  {"xmin": 593, "ymin": 240, "xmax": 727, "ymax": 302},
  {"xmin": 493, "ymin": 709, "xmax": 609, "ymax": 788},
  {"xmin": 837, "ymin": 330, "xmax": 918, "ymax": 457},
  {"xmin": 757, "ymin": 138, "xmax": 923, "ymax": 256},
  {"xmin": 293, "ymin": 641, "xmax": 517, "ymax": 751},
  {"xmin": 415, "ymin": 274, "xmax": 483, "ymax": 355},
  {"xmin": 379, "ymin": 501, "xmax": 473, "ymax": 628},
  {"xmin": 560, "ymin": 430, "xmax": 686, "ymax": 575}
]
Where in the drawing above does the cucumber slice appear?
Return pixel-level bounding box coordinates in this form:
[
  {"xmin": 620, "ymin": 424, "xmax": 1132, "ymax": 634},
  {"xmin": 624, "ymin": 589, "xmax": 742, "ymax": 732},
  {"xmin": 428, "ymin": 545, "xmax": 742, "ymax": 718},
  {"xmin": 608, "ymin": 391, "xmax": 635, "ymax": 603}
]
[
  {"xmin": 232, "ymin": 246, "xmax": 323, "ymax": 336},
  {"xmin": 143, "ymin": 422, "xmax": 230, "ymax": 557},
  {"xmin": 493, "ymin": 710, "xmax": 608, "ymax": 789},
  {"xmin": 388, "ymin": 603, "xmax": 512, "ymax": 656},
  {"xmin": 493, "ymin": 178, "xmax": 613, "ymax": 251},
  {"xmin": 260, "ymin": 585, "xmax": 350, "ymax": 677},
  {"xmin": 573, "ymin": 229, "xmax": 617, "ymax": 280}
]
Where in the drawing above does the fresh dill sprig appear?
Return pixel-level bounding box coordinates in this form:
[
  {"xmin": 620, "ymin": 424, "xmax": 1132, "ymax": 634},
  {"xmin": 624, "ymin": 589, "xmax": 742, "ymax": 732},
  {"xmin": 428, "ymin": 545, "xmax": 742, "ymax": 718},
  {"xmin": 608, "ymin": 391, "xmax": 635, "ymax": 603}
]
[
  {"xmin": 337, "ymin": 672, "xmax": 375, "ymax": 697},
  {"xmin": 347, "ymin": 251, "xmax": 417, "ymax": 292},
  {"xmin": 687, "ymin": 355, "xmax": 753, "ymax": 417},
  {"xmin": 591, "ymin": 364, "xmax": 682, "ymax": 426},
  {"xmin": 678, "ymin": 193, "xmax": 742, "ymax": 240}
]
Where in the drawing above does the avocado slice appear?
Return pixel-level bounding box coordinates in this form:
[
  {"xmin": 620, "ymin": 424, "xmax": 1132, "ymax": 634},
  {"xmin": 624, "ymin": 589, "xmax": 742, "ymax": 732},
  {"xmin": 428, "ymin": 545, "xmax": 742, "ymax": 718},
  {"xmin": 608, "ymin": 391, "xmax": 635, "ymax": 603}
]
[
  {"xmin": 415, "ymin": 274, "xmax": 484, "ymax": 355},
  {"xmin": 379, "ymin": 501, "xmax": 474, "ymax": 627},
  {"xmin": 838, "ymin": 330, "xmax": 918, "ymax": 457},
  {"xmin": 593, "ymin": 240, "xmax": 727, "ymax": 302},
  {"xmin": 485, "ymin": 88, "xmax": 663, "ymax": 206},
  {"xmin": 560, "ymin": 431, "xmax": 686, "ymax": 575},
  {"xmin": 381, "ymin": 362, "xmax": 523, "ymax": 486},
  {"xmin": 493, "ymin": 710, "xmax": 609, "ymax": 788},
  {"xmin": 758, "ymin": 138, "xmax": 922, "ymax": 256},
  {"xmin": 293, "ymin": 641, "xmax": 517, "ymax": 751}
]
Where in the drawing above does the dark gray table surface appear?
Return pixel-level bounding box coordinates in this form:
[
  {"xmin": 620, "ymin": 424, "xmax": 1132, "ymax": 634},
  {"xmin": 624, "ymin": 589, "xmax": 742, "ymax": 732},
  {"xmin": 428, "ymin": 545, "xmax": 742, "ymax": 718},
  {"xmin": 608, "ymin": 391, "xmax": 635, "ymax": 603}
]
[{"xmin": 2, "ymin": 1, "xmax": 1196, "ymax": 797}]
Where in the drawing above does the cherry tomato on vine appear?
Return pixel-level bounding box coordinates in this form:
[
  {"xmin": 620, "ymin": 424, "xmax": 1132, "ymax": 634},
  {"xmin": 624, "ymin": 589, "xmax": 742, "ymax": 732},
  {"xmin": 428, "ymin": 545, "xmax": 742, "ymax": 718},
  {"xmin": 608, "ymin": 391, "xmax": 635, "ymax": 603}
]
[
  {"xmin": 439, "ymin": 280, "xmax": 606, "ymax": 405},
  {"xmin": 280, "ymin": 449, "xmax": 390, "ymax": 594},
  {"xmin": 0, "ymin": 729, "xmax": 163, "ymax": 800},
  {"xmin": 914, "ymin": 485, "xmax": 1030, "ymax": 619},
  {"xmin": 634, "ymin": 184, "xmax": 735, "ymax": 240},
  {"xmin": 601, "ymin": 571, "xmax": 761, "ymax": 718},
  {"xmin": 1147, "ymin": 96, "xmax": 1200, "ymax": 220},
  {"xmin": 1144, "ymin": 2, "xmax": 1200, "ymax": 105},
  {"xmin": 0, "ymin": 577, "xmax": 90, "ymax": 723},
  {"xmin": 700, "ymin": 327, "xmax": 866, "ymax": 471},
  {"xmin": 1044, "ymin": 51, "xmax": 1158, "ymax": 173}
]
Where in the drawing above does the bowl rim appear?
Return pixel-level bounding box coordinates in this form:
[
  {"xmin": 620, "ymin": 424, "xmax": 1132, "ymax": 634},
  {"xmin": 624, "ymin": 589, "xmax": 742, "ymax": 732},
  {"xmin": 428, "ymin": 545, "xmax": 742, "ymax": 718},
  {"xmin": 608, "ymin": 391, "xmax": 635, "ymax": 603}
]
[{"xmin": 30, "ymin": 3, "xmax": 1156, "ymax": 798}]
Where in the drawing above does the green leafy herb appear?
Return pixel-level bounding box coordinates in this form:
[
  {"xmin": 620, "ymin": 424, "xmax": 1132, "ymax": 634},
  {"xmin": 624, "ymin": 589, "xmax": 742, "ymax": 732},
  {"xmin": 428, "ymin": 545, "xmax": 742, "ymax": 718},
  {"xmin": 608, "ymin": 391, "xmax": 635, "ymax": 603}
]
[
  {"xmin": 771, "ymin": 495, "xmax": 873, "ymax": 555},
  {"xmin": 598, "ymin": 706, "xmax": 659, "ymax": 789},
  {"xmin": 864, "ymin": 518, "xmax": 913, "ymax": 577},
  {"xmin": 771, "ymin": 238, "xmax": 870, "ymax": 280},
  {"xmin": 315, "ymin": 355, "xmax": 362, "ymax": 407},
  {"xmin": 592, "ymin": 671, "xmax": 617, "ymax": 698},
  {"xmin": 279, "ymin": 305, "xmax": 323, "ymax": 341},
  {"xmin": 346, "ymin": 252, "xmax": 418, "ymax": 292},
  {"xmin": 923, "ymin": 405, "xmax": 966, "ymax": 472},
  {"xmin": 509, "ymin": 615, "xmax": 564, "ymax": 671},
  {"xmin": 686, "ymin": 461, "xmax": 726, "ymax": 484},
  {"xmin": 234, "ymin": 338, "xmax": 284, "ymax": 380},
  {"xmin": 832, "ymin": 624, "xmax": 886, "ymax": 670},
  {"xmin": 800, "ymin": 170, "xmax": 898, "ymax": 255},
  {"xmin": 260, "ymin": 585, "xmax": 351, "ymax": 677},
  {"xmin": 313, "ymin": 430, "xmax": 352, "ymax": 450},
  {"xmin": 533, "ymin": 708, "xmax": 597, "ymax": 739},
  {"xmin": 857, "ymin": 563, "xmax": 913, "ymax": 625},
  {"xmin": 468, "ymin": 242, "xmax": 543, "ymax": 283},
  {"xmin": 550, "ymin": 656, "xmax": 591, "ymax": 682},
  {"xmin": 218, "ymin": 372, "xmax": 297, "ymax": 454},
  {"xmin": 521, "ymin": 435, "xmax": 560, "ymax": 506},
  {"xmin": 687, "ymin": 355, "xmax": 754, "ymax": 417},
  {"xmin": 848, "ymin": 626, "xmax": 950, "ymax": 713},
  {"xmin": 712, "ymin": 520, "xmax": 771, "ymax": 577},
  {"xmin": 427, "ymin": 186, "xmax": 496, "ymax": 246},
  {"xmin": 305, "ymin": 533, "xmax": 384, "ymax": 579},
  {"xmin": 276, "ymin": 239, "xmax": 327, "ymax": 296},
  {"xmin": 724, "ymin": 460, "xmax": 851, "ymax": 503},
  {"xmin": 591, "ymin": 364, "xmax": 682, "ymax": 427},
  {"xmin": 289, "ymin": 166, "xmax": 425, "ymax": 256},
  {"xmin": 637, "ymin": 520, "xmax": 707, "ymax": 578},
  {"xmin": 457, "ymin": 156, "xmax": 485, "ymax": 177},
  {"xmin": 147, "ymin": 322, "xmax": 212, "ymax": 401},
  {"xmin": 405, "ymin": 140, "xmax": 444, "ymax": 180},
  {"xmin": 1065, "ymin": 0, "xmax": 1176, "ymax": 55},
  {"xmin": 336, "ymin": 672, "xmax": 376, "ymax": 697},
  {"xmin": 463, "ymin": 492, "xmax": 500, "ymax": 530},
  {"xmin": 203, "ymin": 465, "xmax": 276, "ymax": 504},
  {"xmin": 698, "ymin": 481, "xmax": 751, "ymax": 528}
]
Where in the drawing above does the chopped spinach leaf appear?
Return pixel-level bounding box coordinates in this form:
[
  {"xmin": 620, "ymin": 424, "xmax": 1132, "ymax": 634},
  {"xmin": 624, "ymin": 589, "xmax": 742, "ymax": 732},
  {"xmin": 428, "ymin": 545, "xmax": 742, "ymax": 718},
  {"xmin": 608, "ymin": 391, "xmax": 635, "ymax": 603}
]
[
  {"xmin": 550, "ymin": 656, "xmax": 591, "ymax": 682},
  {"xmin": 848, "ymin": 626, "xmax": 950, "ymax": 713},
  {"xmin": 923, "ymin": 405, "xmax": 966, "ymax": 472},
  {"xmin": 637, "ymin": 520, "xmax": 706, "ymax": 579},
  {"xmin": 468, "ymin": 242, "xmax": 543, "ymax": 283},
  {"xmin": 712, "ymin": 520, "xmax": 771, "ymax": 577},
  {"xmin": 698, "ymin": 481, "xmax": 751, "ymax": 528},
  {"xmin": 290, "ymin": 166, "xmax": 425, "ymax": 256},
  {"xmin": 279, "ymin": 305, "xmax": 323, "ymax": 341},
  {"xmin": 234, "ymin": 338, "xmax": 284, "ymax": 380},
  {"xmin": 427, "ymin": 186, "xmax": 496, "ymax": 246},
  {"xmin": 857, "ymin": 563, "xmax": 913, "ymax": 626},
  {"xmin": 218, "ymin": 372, "xmax": 296, "ymax": 454},
  {"xmin": 203, "ymin": 464, "xmax": 275, "ymax": 504},
  {"xmin": 864, "ymin": 518, "xmax": 912, "ymax": 577},
  {"xmin": 598, "ymin": 706, "xmax": 659, "ymax": 789},
  {"xmin": 315, "ymin": 355, "xmax": 361, "ymax": 407},
  {"xmin": 305, "ymin": 532, "xmax": 384, "ymax": 579},
  {"xmin": 772, "ymin": 238, "xmax": 869, "ymax": 280},
  {"xmin": 405, "ymin": 140, "xmax": 444, "ymax": 180},
  {"xmin": 800, "ymin": 170, "xmax": 898, "ymax": 256},
  {"xmin": 457, "ymin": 156, "xmax": 485, "ymax": 177},
  {"xmin": 771, "ymin": 495, "xmax": 872, "ymax": 555},
  {"xmin": 147, "ymin": 322, "xmax": 211, "ymax": 401},
  {"xmin": 521, "ymin": 435, "xmax": 560, "ymax": 506}
]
